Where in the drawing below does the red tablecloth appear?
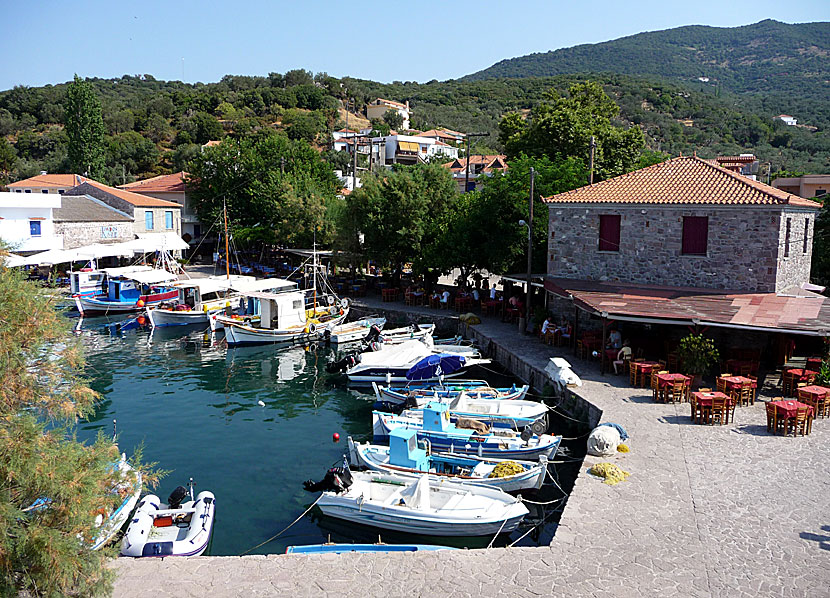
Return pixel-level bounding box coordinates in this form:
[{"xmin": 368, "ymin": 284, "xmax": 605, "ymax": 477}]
[
  {"xmin": 786, "ymin": 368, "xmax": 817, "ymax": 382},
  {"xmin": 692, "ymin": 391, "xmax": 732, "ymax": 407},
  {"xmin": 657, "ymin": 373, "xmax": 690, "ymax": 388},
  {"xmin": 720, "ymin": 375, "xmax": 755, "ymax": 391},
  {"xmin": 769, "ymin": 400, "xmax": 814, "ymax": 418},
  {"xmin": 806, "ymin": 357, "xmax": 823, "ymax": 371},
  {"xmin": 798, "ymin": 385, "xmax": 829, "ymax": 400}
]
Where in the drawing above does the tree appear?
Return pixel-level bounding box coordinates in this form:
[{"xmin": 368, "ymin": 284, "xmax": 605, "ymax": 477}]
[
  {"xmin": 0, "ymin": 254, "xmax": 160, "ymax": 596},
  {"xmin": 341, "ymin": 163, "xmax": 458, "ymax": 284},
  {"xmin": 64, "ymin": 75, "xmax": 106, "ymax": 179},
  {"xmin": 812, "ymin": 200, "xmax": 829, "ymax": 287},
  {"xmin": 187, "ymin": 130, "xmax": 340, "ymax": 247},
  {"xmin": 499, "ymin": 81, "xmax": 645, "ymax": 180},
  {"xmin": 0, "ymin": 138, "xmax": 17, "ymax": 184},
  {"xmin": 181, "ymin": 111, "xmax": 223, "ymax": 145},
  {"xmin": 383, "ymin": 109, "xmax": 404, "ymax": 131}
]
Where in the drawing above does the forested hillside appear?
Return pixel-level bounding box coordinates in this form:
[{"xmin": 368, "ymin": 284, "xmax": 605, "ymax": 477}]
[
  {"xmin": 463, "ymin": 20, "xmax": 830, "ymax": 97},
  {"xmin": 1, "ymin": 65, "xmax": 828, "ymax": 187}
]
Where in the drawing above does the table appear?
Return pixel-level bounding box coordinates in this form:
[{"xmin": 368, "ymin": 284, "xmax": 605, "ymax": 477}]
[
  {"xmin": 786, "ymin": 368, "xmax": 818, "ymax": 382},
  {"xmin": 631, "ymin": 361, "xmax": 660, "ymax": 387},
  {"xmin": 769, "ymin": 399, "xmax": 814, "ymax": 436},
  {"xmin": 381, "ymin": 288, "xmax": 398, "ymax": 302},
  {"xmin": 657, "ymin": 373, "xmax": 690, "ymax": 402},
  {"xmin": 482, "ymin": 300, "xmax": 502, "ymax": 316},
  {"xmin": 719, "ymin": 375, "xmax": 755, "ymax": 392},
  {"xmin": 454, "ymin": 296, "xmax": 473, "ymax": 312},
  {"xmin": 798, "ymin": 385, "xmax": 829, "ymax": 400},
  {"xmin": 806, "ymin": 357, "xmax": 823, "ymax": 371},
  {"xmin": 692, "ymin": 391, "xmax": 734, "ymax": 424}
]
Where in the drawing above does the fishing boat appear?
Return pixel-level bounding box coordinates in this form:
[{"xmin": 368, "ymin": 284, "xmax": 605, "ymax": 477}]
[
  {"xmin": 74, "ymin": 269, "xmax": 178, "ymax": 315},
  {"xmin": 373, "ymin": 381, "xmax": 529, "ymax": 407},
  {"xmin": 344, "ymin": 345, "xmax": 489, "ymax": 386},
  {"xmin": 397, "ymin": 395, "xmax": 550, "ymax": 431},
  {"xmin": 378, "ymin": 323, "xmax": 435, "ymax": 345},
  {"xmin": 286, "ymin": 542, "xmax": 455, "ymax": 554},
  {"xmin": 372, "ymin": 402, "xmax": 560, "ymax": 461},
  {"xmin": 223, "ymin": 290, "xmax": 349, "ymax": 346},
  {"xmin": 120, "ymin": 480, "xmax": 215, "ymax": 558},
  {"xmin": 90, "ymin": 453, "xmax": 143, "ymax": 550},
  {"xmin": 325, "ymin": 317, "xmax": 387, "ymax": 344},
  {"xmin": 146, "ymin": 277, "xmax": 296, "ymax": 328},
  {"xmin": 308, "ymin": 466, "xmax": 528, "ymax": 537},
  {"xmin": 348, "ymin": 429, "xmax": 548, "ymax": 493}
]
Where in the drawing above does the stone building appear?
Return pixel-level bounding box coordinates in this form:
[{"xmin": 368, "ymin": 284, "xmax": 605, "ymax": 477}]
[
  {"xmin": 539, "ymin": 156, "xmax": 827, "ymax": 367},
  {"xmin": 119, "ymin": 172, "xmax": 203, "ymax": 243},
  {"xmin": 52, "ymin": 194, "xmax": 134, "ymax": 249}
]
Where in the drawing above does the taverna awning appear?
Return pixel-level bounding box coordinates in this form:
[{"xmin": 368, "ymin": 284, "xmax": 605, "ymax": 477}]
[{"xmin": 123, "ymin": 269, "xmax": 178, "ymax": 285}]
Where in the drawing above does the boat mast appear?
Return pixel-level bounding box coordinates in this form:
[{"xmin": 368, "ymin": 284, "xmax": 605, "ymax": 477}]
[
  {"xmin": 312, "ymin": 228, "xmax": 317, "ymax": 311},
  {"xmin": 223, "ymin": 198, "xmax": 230, "ymax": 281}
]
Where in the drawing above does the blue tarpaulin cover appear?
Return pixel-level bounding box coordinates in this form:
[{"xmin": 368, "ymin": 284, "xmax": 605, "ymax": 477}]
[{"xmin": 406, "ymin": 354, "xmax": 466, "ymax": 381}]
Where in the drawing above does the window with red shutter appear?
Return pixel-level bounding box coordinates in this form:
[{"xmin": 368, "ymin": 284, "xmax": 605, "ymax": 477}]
[
  {"xmin": 599, "ymin": 215, "xmax": 621, "ymax": 252},
  {"xmin": 682, "ymin": 216, "xmax": 708, "ymax": 255}
]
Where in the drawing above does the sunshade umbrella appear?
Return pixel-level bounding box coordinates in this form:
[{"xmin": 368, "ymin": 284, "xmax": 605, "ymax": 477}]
[{"xmin": 406, "ymin": 354, "xmax": 466, "ymax": 381}]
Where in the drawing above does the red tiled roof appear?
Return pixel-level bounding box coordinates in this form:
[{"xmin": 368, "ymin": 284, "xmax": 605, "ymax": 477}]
[
  {"xmin": 202, "ymin": 140, "xmax": 222, "ymax": 147},
  {"xmin": 541, "ymin": 156, "xmax": 821, "ymax": 208},
  {"xmin": 120, "ymin": 172, "xmax": 187, "ymax": 193},
  {"xmin": 443, "ymin": 155, "xmax": 508, "ymax": 174},
  {"xmin": 374, "ymin": 98, "xmax": 407, "ymax": 109},
  {"xmin": 545, "ymin": 277, "xmax": 830, "ymax": 335},
  {"xmin": 84, "ymin": 180, "xmax": 181, "ymax": 208},
  {"xmin": 8, "ymin": 173, "xmax": 88, "ymax": 188}
]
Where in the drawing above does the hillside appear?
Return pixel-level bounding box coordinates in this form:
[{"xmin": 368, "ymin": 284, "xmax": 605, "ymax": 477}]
[{"xmin": 463, "ymin": 20, "xmax": 830, "ymax": 97}]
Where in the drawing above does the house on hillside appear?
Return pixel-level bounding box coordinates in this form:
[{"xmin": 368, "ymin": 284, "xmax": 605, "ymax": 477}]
[
  {"xmin": 540, "ymin": 156, "xmax": 826, "ymax": 368},
  {"xmin": 373, "ymin": 134, "xmax": 458, "ymax": 166},
  {"xmin": 415, "ymin": 128, "xmax": 466, "ymax": 146},
  {"xmin": 772, "ymin": 174, "xmax": 829, "ymax": 200},
  {"xmin": 0, "ymin": 192, "xmax": 62, "ymax": 253},
  {"xmin": 714, "ymin": 154, "xmax": 758, "ymax": 179},
  {"xmin": 366, "ymin": 98, "xmax": 411, "ymax": 130},
  {"xmin": 64, "ymin": 181, "xmax": 182, "ymax": 242},
  {"xmin": 119, "ymin": 172, "xmax": 202, "ymax": 243},
  {"xmin": 443, "ymin": 155, "xmax": 507, "ymax": 192},
  {"xmin": 7, "ymin": 173, "xmax": 88, "ymax": 194},
  {"xmin": 53, "ymin": 195, "xmax": 134, "ymax": 249},
  {"xmin": 775, "ymin": 114, "xmax": 797, "ymax": 126}
]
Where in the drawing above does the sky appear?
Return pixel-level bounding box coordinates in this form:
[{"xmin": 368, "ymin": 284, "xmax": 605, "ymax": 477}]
[{"xmin": 1, "ymin": 0, "xmax": 827, "ymax": 91}]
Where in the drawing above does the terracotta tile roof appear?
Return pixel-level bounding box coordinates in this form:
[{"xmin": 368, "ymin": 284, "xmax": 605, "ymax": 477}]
[
  {"xmin": 541, "ymin": 156, "xmax": 821, "ymax": 208},
  {"xmin": 8, "ymin": 173, "xmax": 88, "ymax": 188},
  {"xmin": 443, "ymin": 155, "xmax": 508, "ymax": 174},
  {"xmin": 120, "ymin": 172, "xmax": 187, "ymax": 194},
  {"xmin": 545, "ymin": 277, "xmax": 830, "ymax": 335},
  {"xmin": 202, "ymin": 140, "xmax": 222, "ymax": 147},
  {"xmin": 374, "ymin": 98, "xmax": 407, "ymax": 109},
  {"xmin": 72, "ymin": 180, "xmax": 181, "ymax": 208}
]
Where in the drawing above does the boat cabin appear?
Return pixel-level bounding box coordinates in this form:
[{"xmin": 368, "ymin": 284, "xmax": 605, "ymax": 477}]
[
  {"xmin": 248, "ymin": 290, "xmax": 308, "ymax": 330},
  {"xmin": 389, "ymin": 428, "xmax": 429, "ymax": 471},
  {"xmin": 422, "ymin": 402, "xmax": 454, "ymax": 433},
  {"xmin": 173, "ymin": 278, "xmax": 231, "ymax": 308},
  {"xmin": 106, "ymin": 269, "xmax": 177, "ymax": 302},
  {"xmin": 70, "ymin": 265, "xmax": 152, "ymax": 296}
]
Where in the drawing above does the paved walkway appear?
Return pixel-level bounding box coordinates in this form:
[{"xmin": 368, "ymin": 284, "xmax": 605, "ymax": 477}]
[{"xmin": 113, "ymin": 303, "xmax": 830, "ymax": 597}]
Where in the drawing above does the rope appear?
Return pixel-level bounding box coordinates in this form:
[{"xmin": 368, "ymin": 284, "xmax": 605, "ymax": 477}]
[
  {"xmin": 544, "ymin": 468, "xmax": 569, "ymax": 497},
  {"xmin": 519, "ymin": 496, "xmax": 565, "ymax": 506},
  {"xmin": 486, "ymin": 513, "xmax": 509, "ymax": 549},
  {"xmin": 240, "ymin": 494, "xmax": 323, "ymax": 555}
]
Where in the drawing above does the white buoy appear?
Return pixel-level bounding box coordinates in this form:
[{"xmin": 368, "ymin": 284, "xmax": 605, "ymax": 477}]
[{"xmin": 257, "ymin": 400, "xmax": 265, "ymax": 407}]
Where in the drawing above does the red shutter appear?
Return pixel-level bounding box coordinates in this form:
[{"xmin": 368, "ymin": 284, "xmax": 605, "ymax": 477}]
[
  {"xmin": 599, "ymin": 215, "xmax": 621, "ymax": 251},
  {"xmin": 682, "ymin": 216, "xmax": 708, "ymax": 255}
]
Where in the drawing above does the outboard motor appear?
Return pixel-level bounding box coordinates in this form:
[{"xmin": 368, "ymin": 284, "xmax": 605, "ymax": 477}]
[
  {"xmin": 167, "ymin": 486, "xmax": 188, "ymax": 509},
  {"xmin": 326, "ymin": 351, "xmax": 361, "ymax": 374},
  {"xmin": 520, "ymin": 425, "xmax": 534, "ymax": 444},
  {"xmin": 362, "ymin": 325, "xmax": 382, "ymax": 345},
  {"xmin": 303, "ymin": 463, "xmax": 353, "ymax": 494},
  {"xmin": 323, "ymin": 329, "xmax": 332, "ymax": 347}
]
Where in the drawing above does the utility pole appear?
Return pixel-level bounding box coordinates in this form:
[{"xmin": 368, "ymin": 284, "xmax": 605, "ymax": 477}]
[
  {"xmin": 464, "ymin": 132, "xmax": 490, "ymax": 192},
  {"xmin": 589, "ymin": 136, "xmax": 597, "ymax": 184},
  {"xmin": 352, "ymin": 135, "xmax": 359, "ymax": 189}
]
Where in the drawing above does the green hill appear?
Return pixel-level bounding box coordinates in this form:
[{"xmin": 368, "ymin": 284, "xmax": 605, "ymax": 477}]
[{"xmin": 463, "ymin": 20, "xmax": 830, "ymax": 97}]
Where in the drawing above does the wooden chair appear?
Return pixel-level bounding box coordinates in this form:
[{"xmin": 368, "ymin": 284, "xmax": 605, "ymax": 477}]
[
  {"xmin": 787, "ymin": 406, "xmax": 810, "ymax": 437},
  {"xmin": 781, "ymin": 370, "xmax": 797, "ymax": 396},
  {"xmin": 689, "ymin": 393, "xmax": 701, "ymax": 423},
  {"xmin": 628, "ymin": 359, "xmax": 641, "ymax": 386},
  {"xmin": 740, "ymin": 381, "xmax": 754, "ymax": 406},
  {"xmin": 658, "ymin": 359, "xmax": 667, "ymax": 370},
  {"xmin": 747, "ymin": 375, "xmax": 758, "ymax": 403},
  {"xmin": 666, "ymin": 381, "xmax": 685, "ymax": 404},
  {"xmin": 765, "ymin": 402, "xmax": 779, "ymax": 433},
  {"xmin": 710, "ymin": 396, "xmax": 728, "ymax": 425},
  {"xmin": 650, "ymin": 369, "xmax": 663, "ymax": 401},
  {"xmin": 738, "ymin": 364, "xmax": 752, "ymax": 377},
  {"xmin": 716, "ymin": 376, "xmax": 728, "ymax": 394}
]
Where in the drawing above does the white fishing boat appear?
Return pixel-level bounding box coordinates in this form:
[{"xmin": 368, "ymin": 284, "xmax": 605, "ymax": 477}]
[
  {"xmin": 120, "ymin": 481, "xmax": 215, "ymax": 558},
  {"xmin": 90, "ymin": 453, "xmax": 143, "ymax": 551},
  {"xmin": 312, "ymin": 469, "xmax": 528, "ymax": 537},
  {"xmin": 348, "ymin": 430, "xmax": 548, "ymax": 493},
  {"xmin": 147, "ymin": 277, "xmax": 296, "ymax": 328},
  {"xmin": 325, "ymin": 317, "xmax": 387, "ymax": 344},
  {"xmin": 373, "ymin": 381, "xmax": 529, "ymax": 407},
  {"xmin": 399, "ymin": 395, "xmax": 550, "ymax": 431},
  {"xmin": 378, "ymin": 323, "xmax": 435, "ymax": 345},
  {"xmin": 74, "ymin": 268, "xmax": 179, "ymax": 315}
]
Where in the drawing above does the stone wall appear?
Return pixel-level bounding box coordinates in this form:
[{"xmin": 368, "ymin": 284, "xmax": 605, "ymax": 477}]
[
  {"xmin": 55, "ymin": 221, "xmax": 133, "ymax": 249},
  {"xmin": 547, "ymin": 204, "xmax": 789, "ymax": 292},
  {"xmin": 775, "ymin": 208, "xmax": 815, "ymax": 292}
]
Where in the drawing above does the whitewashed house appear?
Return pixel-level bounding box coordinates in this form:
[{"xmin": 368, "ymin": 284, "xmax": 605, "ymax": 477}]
[
  {"xmin": 0, "ymin": 191, "xmax": 62, "ymax": 253},
  {"xmin": 366, "ymin": 98, "xmax": 411, "ymax": 130}
]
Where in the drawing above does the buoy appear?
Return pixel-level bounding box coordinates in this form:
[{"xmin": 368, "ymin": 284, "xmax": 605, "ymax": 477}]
[
  {"xmin": 136, "ymin": 299, "xmax": 145, "ymax": 307},
  {"xmin": 137, "ymin": 316, "xmax": 146, "ymax": 326},
  {"xmin": 332, "ymin": 432, "xmax": 340, "ymax": 442},
  {"xmin": 257, "ymin": 400, "xmax": 265, "ymax": 407}
]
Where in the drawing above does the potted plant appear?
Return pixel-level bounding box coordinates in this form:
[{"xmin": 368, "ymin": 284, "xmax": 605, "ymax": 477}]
[{"xmin": 677, "ymin": 333, "xmax": 720, "ymax": 388}]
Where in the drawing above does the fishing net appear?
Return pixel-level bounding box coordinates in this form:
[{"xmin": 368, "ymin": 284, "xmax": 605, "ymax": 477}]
[
  {"xmin": 488, "ymin": 461, "xmax": 525, "ymax": 478},
  {"xmin": 589, "ymin": 462, "xmax": 630, "ymax": 485}
]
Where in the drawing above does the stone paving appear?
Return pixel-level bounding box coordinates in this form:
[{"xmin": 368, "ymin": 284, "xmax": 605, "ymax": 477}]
[{"xmin": 112, "ymin": 300, "xmax": 830, "ymax": 597}]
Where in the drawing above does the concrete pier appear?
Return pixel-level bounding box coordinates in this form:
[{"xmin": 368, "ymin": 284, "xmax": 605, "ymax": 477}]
[{"xmin": 113, "ymin": 300, "xmax": 830, "ymax": 597}]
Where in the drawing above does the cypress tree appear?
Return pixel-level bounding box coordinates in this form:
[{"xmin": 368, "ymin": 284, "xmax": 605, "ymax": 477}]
[{"xmin": 64, "ymin": 74, "xmax": 106, "ymax": 180}]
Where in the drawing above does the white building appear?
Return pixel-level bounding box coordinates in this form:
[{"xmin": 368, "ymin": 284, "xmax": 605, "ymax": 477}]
[
  {"xmin": 775, "ymin": 114, "xmax": 797, "ymax": 126},
  {"xmin": 373, "ymin": 134, "xmax": 459, "ymax": 166},
  {"xmin": 0, "ymin": 191, "xmax": 62, "ymax": 253},
  {"xmin": 366, "ymin": 98, "xmax": 411, "ymax": 130}
]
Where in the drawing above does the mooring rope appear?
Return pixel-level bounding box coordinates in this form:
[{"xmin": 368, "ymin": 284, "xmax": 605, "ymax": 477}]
[
  {"xmin": 240, "ymin": 494, "xmax": 323, "ymax": 555},
  {"xmin": 486, "ymin": 514, "xmax": 509, "ymax": 549}
]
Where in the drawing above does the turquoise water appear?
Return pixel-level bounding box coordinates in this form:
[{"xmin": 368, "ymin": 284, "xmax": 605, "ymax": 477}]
[{"xmin": 75, "ymin": 318, "xmax": 573, "ymax": 554}]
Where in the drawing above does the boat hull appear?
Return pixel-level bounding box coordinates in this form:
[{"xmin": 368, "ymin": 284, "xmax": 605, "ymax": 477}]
[
  {"xmin": 147, "ymin": 307, "xmax": 210, "ymax": 327},
  {"xmin": 374, "ymin": 383, "xmax": 529, "ymax": 407},
  {"xmin": 224, "ymin": 309, "xmax": 349, "ymax": 346},
  {"xmin": 75, "ymin": 289, "xmax": 178, "ymax": 316}
]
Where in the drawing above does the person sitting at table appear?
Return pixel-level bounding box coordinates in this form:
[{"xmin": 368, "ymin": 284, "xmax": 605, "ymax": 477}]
[
  {"xmin": 613, "ymin": 341, "xmax": 632, "ymax": 374},
  {"xmin": 541, "ymin": 315, "xmax": 556, "ymax": 343},
  {"xmin": 490, "ymin": 286, "xmax": 498, "ymax": 301},
  {"xmin": 471, "ymin": 287, "xmax": 480, "ymax": 302},
  {"xmin": 607, "ymin": 327, "xmax": 622, "ymax": 350},
  {"xmin": 440, "ymin": 290, "xmax": 451, "ymax": 307}
]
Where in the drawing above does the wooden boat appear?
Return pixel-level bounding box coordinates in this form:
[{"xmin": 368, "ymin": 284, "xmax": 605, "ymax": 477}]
[
  {"xmin": 398, "ymin": 395, "xmax": 550, "ymax": 431},
  {"xmin": 348, "ymin": 429, "xmax": 548, "ymax": 493},
  {"xmin": 74, "ymin": 269, "xmax": 178, "ymax": 315},
  {"xmin": 313, "ymin": 470, "xmax": 528, "ymax": 537},
  {"xmin": 326, "ymin": 317, "xmax": 387, "ymax": 344},
  {"xmin": 373, "ymin": 381, "xmax": 530, "ymax": 407},
  {"xmin": 372, "ymin": 402, "xmax": 560, "ymax": 461},
  {"xmin": 378, "ymin": 323, "xmax": 435, "ymax": 345},
  {"xmin": 120, "ymin": 481, "xmax": 215, "ymax": 558}
]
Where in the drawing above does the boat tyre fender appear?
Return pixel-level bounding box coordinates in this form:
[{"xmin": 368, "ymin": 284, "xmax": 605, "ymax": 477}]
[
  {"xmin": 306, "ymin": 322, "xmax": 317, "ymax": 335},
  {"xmin": 339, "ymin": 298, "xmax": 350, "ymax": 309},
  {"xmin": 327, "ymin": 295, "xmax": 335, "ymax": 306}
]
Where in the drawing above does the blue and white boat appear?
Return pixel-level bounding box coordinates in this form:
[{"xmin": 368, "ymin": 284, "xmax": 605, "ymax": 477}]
[
  {"xmin": 74, "ymin": 268, "xmax": 179, "ymax": 316},
  {"xmin": 90, "ymin": 454, "xmax": 143, "ymax": 551},
  {"xmin": 372, "ymin": 402, "xmax": 560, "ymax": 461},
  {"xmin": 348, "ymin": 429, "xmax": 548, "ymax": 493},
  {"xmin": 373, "ymin": 380, "xmax": 529, "ymax": 407},
  {"xmin": 286, "ymin": 542, "xmax": 455, "ymax": 554},
  {"xmin": 314, "ymin": 470, "xmax": 528, "ymax": 537},
  {"xmin": 398, "ymin": 395, "xmax": 550, "ymax": 432}
]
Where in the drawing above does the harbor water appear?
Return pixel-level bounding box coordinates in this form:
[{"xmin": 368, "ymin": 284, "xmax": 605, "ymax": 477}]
[{"xmin": 75, "ymin": 317, "xmax": 580, "ymax": 555}]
